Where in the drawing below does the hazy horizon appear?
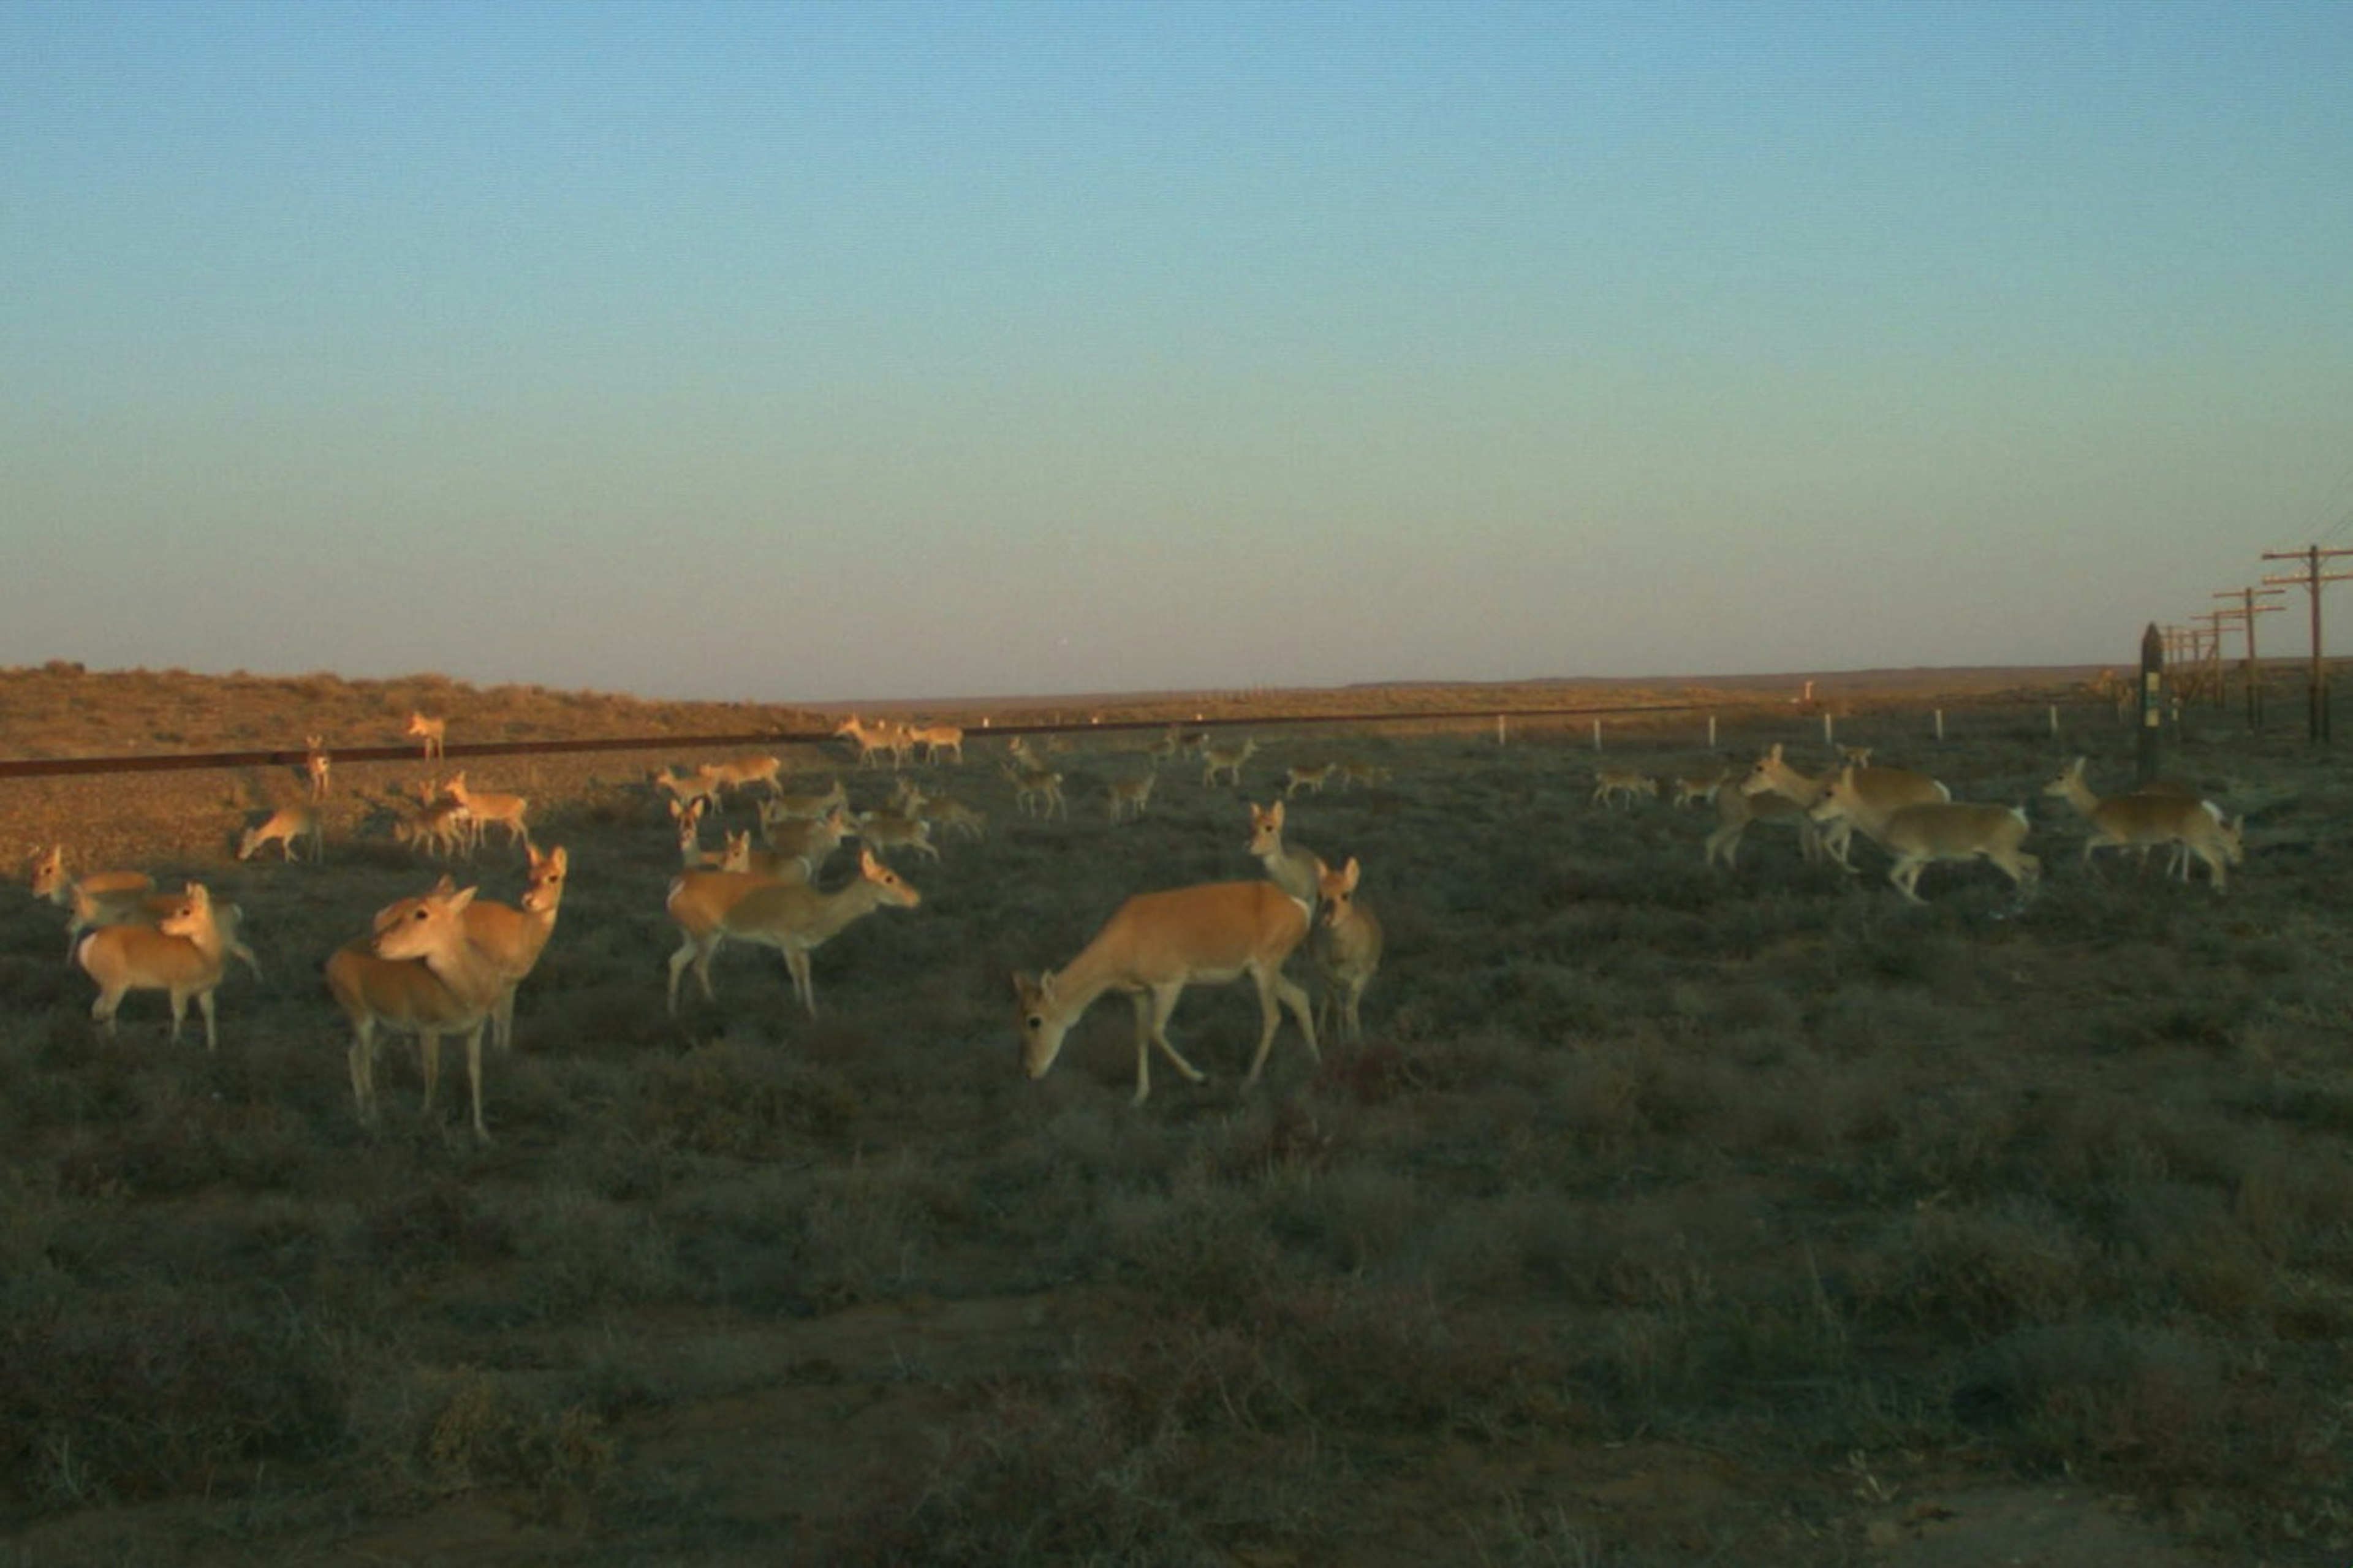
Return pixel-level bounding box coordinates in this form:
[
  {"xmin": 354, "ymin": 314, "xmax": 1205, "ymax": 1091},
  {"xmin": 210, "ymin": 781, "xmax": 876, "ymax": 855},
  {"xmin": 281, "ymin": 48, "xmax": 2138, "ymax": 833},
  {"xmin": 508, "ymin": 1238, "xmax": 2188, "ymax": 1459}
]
[{"xmin": 7, "ymin": 2, "xmax": 2350, "ymax": 703}]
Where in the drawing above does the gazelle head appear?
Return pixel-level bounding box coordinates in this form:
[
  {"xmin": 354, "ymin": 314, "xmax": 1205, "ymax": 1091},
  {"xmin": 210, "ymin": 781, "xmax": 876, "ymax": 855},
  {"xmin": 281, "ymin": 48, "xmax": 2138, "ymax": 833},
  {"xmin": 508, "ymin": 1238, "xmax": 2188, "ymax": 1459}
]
[{"xmin": 1012, "ymin": 969, "xmax": 1071, "ymax": 1080}]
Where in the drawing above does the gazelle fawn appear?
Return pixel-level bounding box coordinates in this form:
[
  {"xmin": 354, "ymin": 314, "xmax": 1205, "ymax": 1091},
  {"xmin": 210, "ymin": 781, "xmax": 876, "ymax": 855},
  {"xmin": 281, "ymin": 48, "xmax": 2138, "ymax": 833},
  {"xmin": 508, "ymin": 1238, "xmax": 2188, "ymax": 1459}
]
[
  {"xmin": 1014, "ymin": 879, "xmax": 1317, "ymax": 1105},
  {"xmin": 1246, "ymin": 800, "xmax": 1324, "ymax": 908},
  {"xmin": 1591, "ymin": 768, "xmax": 1658, "ymax": 811},
  {"xmin": 75, "ymin": 882, "xmax": 235, "ymax": 1051},
  {"xmin": 1314, "ymin": 857, "xmax": 1384, "ymax": 1044},
  {"xmin": 327, "ymin": 881, "xmax": 507, "ymax": 1143}
]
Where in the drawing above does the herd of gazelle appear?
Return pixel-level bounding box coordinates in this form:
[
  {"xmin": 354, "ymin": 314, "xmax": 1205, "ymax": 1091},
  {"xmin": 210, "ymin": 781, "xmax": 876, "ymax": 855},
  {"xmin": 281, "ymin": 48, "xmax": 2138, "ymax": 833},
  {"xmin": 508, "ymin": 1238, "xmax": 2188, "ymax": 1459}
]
[
  {"xmin": 1606, "ymin": 744, "xmax": 2243, "ymax": 903},
  {"xmin": 20, "ymin": 713, "xmax": 2248, "ymax": 1134}
]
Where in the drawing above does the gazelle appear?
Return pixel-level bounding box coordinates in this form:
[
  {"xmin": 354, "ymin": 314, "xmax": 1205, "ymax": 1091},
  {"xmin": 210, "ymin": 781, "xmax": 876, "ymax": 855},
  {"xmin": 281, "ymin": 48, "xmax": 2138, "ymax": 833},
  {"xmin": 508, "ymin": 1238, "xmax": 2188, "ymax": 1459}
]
[
  {"xmin": 1007, "ymin": 762, "xmax": 1068, "ymax": 820},
  {"xmin": 237, "ymin": 802, "xmax": 324, "ymax": 863},
  {"xmin": 1013, "ymin": 879, "xmax": 1317, "ymax": 1105},
  {"xmin": 1591, "ymin": 768, "xmax": 1659, "ymax": 811},
  {"xmin": 28, "ymin": 846, "xmax": 156, "ymax": 956},
  {"xmin": 398, "ymin": 793, "xmax": 474, "ymax": 861},
  {"xmin": 1702, "ymin": 786, "xmax": 1822, "ymax": 870},
  {"xmin": 926, "ymin": 796, "xmax": 988, "ymax": 842},
  {"xmin": 1838, "ymin": 744, "xmax": 1875, "ymax": 768},
  {"xmin": 1809, "ymin": 780, "xmax": 2039, "ymax": 904},
  {"xmin": 1200, "ymin": 737, "xmax": 1257, "ymax": 787},
  {"xmin": 396, "ymin": 846, "xmax": 568, "ymax": 1054},
  {"xmin": 2040, "ymin": 757, "xmax": 2243, "ymax": 890},
  {"xmin": 709, "ymin": 754, "xmax": 785, "ymax": 799},
  {"xmin": 835, "ymin": 716, "xmax": 906, "ymax": 769},
  {"xmin": 764, "ymin": 776, "xmax": 847, "ymax": 824},
  {"xmin": 445, "ymin": 772, "xmax": 532, "ymax": 854},
  {"xmin": 1246, "ymin": 800, "xmax": 1324, "ymax": 908},
  {"xmin": 653, "ymin": 764, "xmax": 725, "ymax": 816},
  {"xmin": 1284, "ymin": 762, "xmax": 1335, "ymax": 798},
  {"xmin": 327, "ymin": 881, "xmax": 506, "ymax": 1143},
  {"xmin": 1740, "ymin": 744, "xmax": 1948, "ymax": 869},
  {"xmin": 759, "ymin": 803, "xmax": 852, "ymax": 879},
  {"xmin": 1669, "ymin": 769, "xmax": 1733, "ymax": 809},
  {"xmin": 74, "ymin": 882, "xmax": 234, "ymax": 1051},
  {"xmin": 910, "ymin": 722, "xmax": 965, "ymax": 765},
  {"xmin": 1314, "ymin": 857, "xmax": 1384, "ymax": 1045},
  {"xmin": 406, "ymin": 711, "xmax": 447, "ymax": 760},
  {"xmin": 675, "ymin": 801, "xmax": 754, "ymax": 871},
  {"xmin": 1107, "ymin": 770, "xmax": 1157, "ymax": 824},
  {"xmin": 303, "ymin": 736, "xmax": 332, "ymax": 801},
  {"xmin": 666, "ymin": 849, "xmax": 920, "ymax": 1018},
  {"xmin": 854, "ymin": 808, "xmax": 940, "ymax": 862},
  {"xmin": 1334, "ymin": 757, "xmax": 1390, "ymax": 792}
]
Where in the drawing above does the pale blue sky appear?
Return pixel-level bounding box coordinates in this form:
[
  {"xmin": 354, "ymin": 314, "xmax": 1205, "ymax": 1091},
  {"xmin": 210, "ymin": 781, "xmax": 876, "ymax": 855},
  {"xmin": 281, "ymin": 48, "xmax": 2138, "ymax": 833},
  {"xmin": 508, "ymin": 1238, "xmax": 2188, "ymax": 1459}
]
[{"xmin": 5, "ymin": 1, "xmax": 2348, "ymax": 701}]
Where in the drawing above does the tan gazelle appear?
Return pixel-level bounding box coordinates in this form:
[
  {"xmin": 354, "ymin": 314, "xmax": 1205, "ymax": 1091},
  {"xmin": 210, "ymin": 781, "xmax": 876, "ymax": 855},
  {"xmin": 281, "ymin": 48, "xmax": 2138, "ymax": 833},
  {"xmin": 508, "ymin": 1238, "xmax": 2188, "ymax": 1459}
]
[
  {"xmin": 2040, "ymin": 757, "xmax": 2243, "ymax": 890},
  {"xmin": 1014, "ymin": 879, "xmax": 1317, "ymax": 1105},
  {"xmin": 445, "ymin": 771, "xmax": 532, "ymax": 854},
  {"xmin": 666, "ymin": 849, "xmax": 920, "ymax": 1018},
  {"xmin": 328, "ymin": 880, "xmax": 508, "ymax": 1143},
  {"xmin": 1740, "ymin": 743, "xmax": 1947, "ymax": 869},
  {"xmin": 406, "ymin": 711, "xmax": 447, "ymax": 760},
  {"xmin": 1809, "ymin": 784, "xmax": 2040, "ymax": 905},
  {"xmin": 75, "ymin": 881, "xmax": 235, "ymax": 1051},
  {"xmin": 238, "ymin": 802, "xmax": 324, "ymax": 863}
]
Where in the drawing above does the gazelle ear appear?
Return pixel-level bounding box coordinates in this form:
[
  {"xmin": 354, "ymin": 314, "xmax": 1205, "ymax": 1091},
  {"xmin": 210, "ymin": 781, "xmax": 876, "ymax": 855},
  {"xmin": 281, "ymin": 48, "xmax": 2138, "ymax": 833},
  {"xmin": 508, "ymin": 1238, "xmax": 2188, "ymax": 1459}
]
[{"xmin": 1341, "ymin": 857, "xmax": 1363, "ymax": 891}]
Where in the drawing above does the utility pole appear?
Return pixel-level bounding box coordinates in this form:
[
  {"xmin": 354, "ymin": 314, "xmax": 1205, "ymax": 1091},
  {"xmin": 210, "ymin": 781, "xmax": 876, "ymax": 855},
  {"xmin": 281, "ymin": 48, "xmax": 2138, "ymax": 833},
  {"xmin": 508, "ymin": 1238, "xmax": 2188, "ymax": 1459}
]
[
  {"xmin": 2260, "ymin": 546, "xmax": 2353, "ymax": 743},
  {"xmin": 2212, "ymin": 586, "xmax": 2285, "ymax": 729},
  {"xmin": 2136, "ymin": 621, "xmax": 2164, "ymax": 784},
  {"xmin": 2189, "ymin": 612, "xmax": 2232, "ymax": 708}
]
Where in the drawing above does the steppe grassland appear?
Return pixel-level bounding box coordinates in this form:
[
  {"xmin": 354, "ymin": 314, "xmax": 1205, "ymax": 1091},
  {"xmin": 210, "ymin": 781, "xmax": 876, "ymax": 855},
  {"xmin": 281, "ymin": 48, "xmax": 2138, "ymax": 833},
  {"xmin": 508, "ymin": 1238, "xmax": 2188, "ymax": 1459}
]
[{"xmin": 0, "ymin": 665, "xmax": 2351, "ymax": 1564}]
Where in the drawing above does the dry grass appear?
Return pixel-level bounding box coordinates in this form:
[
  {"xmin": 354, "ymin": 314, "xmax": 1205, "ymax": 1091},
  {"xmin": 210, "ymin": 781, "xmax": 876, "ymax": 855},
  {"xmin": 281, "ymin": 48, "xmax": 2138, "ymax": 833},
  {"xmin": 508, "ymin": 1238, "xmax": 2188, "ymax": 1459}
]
[{"xmin": 1, "ymin": 662, "xmax": 2349, "ymax": 1563}]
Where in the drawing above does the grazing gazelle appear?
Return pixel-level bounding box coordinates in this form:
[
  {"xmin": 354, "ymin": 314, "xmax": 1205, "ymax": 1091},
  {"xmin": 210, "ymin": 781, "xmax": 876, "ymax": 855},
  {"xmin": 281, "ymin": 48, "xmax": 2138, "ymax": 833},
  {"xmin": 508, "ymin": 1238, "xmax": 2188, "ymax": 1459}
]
[
  {"xmin": 665, "ymin": 849, "xmax": 920, "ymax": 1018},
  {"xmin": 1200, "ymin": 737, "xmax": 1257, "ymax": 788},
  {"xmin": 1246, "ymin": 800, "xmax": 1324, "ymax": 909},
  {"xmin": 1314, "ymin": 857, "xmax": 1384, "ymax": 1045},
  {"xmin": 445, "ymin": 771, "xmax": 532, "ymax": 854},
  {"xmin": 2040, "ymin": 757, "xmax": 2243, "ymax": 890},
  {"xmin": 1013, "ymin": 879, "xmax": 1318, "ymax": 1105},
  {"xmin": 328, "ymin": 881, "xmax": 506, "ymax": 1143},
  {"xmin": 1740, "ymin": 744, "xmax": 1948, "ymax": 869},
  {"xmin": 74, "ymin": 882, "xmax": 235, "ymax": 1051},
  {"xmin": 303, "ymin": 736, "xmax": 332, "ymax": 802},
  {"xmin": 1107, "ymin": 770, "xmax": 1157, "ymax": 824},
  {"xmin": 406, "ymin": 711, "xmax": 447, "ymax": 760},
  {"xmin": 1811, "ymin": 784, "xmax": 2040, "ymax": 905},
  {"xmin": 1591, "ymin": 768, "xmax": 1659, "ymax": 811},
  {"xmin": 237, "ymin": 802, "xmax": 324, "ymax": 863}
]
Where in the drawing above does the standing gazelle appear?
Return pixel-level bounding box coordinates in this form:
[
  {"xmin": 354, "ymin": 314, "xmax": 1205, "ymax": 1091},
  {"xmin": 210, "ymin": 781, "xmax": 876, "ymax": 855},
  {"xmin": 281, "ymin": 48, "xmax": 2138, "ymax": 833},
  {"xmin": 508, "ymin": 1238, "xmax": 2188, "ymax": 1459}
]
[
  {"xmin": 303, "ymin": 737, "xmax": 332, "ymax": 802},
  {"xmin": 445, "ymin": 772, "xmax": 532, "ymax": 855},
  {"xmin": 327, "ymin": 881, "xmax": 507, "ymax": 1143},
  {"xmin": 74, "ymin": 882, "xmax": 234, "ymax": 1051},
  {"xmin": 1314, "ymin": 857, "xmax": 1384, "ymax": 1044},
  {"xmin": 1014, "ymin": 879, "xmax": 1317, "ymax": 1105},
  {"xmin": 406, "ymin": 711, "xmax": 447, "ymax": 760},
  {"xmin": 665, "ymin": 849, "xmax": 920, "ymax": 1018},
  {"xmin": 1246, "ymin": 800, "xmax": 1324, "ymax": 909}
]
